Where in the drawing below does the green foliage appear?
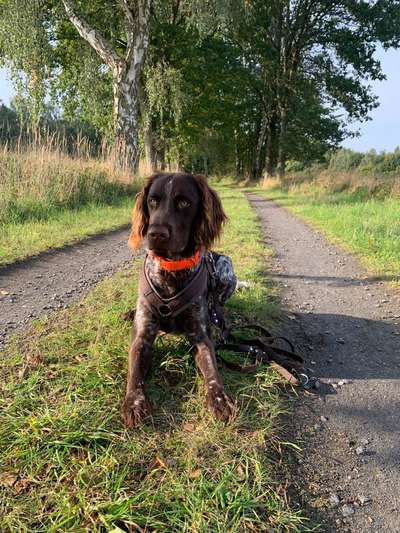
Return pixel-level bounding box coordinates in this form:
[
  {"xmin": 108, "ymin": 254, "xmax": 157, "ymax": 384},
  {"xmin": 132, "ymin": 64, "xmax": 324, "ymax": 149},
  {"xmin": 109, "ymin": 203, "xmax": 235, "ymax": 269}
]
[
  {"xmin": 0, "ymin": 0, "xmax": 53, "ymax": 128},
  {"xmin": 2, "ymin": 0, "xmax": 400, "ymax": 175},
  {"xmin": 329, "ymin": 147, "xmax": 400, "ymax": 174},
  {"xmin": 329, "ymin": 148, "xmax": 364, "ymax": 172}
]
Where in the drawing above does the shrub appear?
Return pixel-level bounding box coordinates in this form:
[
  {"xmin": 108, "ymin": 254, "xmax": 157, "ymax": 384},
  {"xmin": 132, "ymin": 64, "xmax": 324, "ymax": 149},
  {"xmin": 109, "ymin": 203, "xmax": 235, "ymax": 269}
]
[{"xmin": 329, "ymin": 148, "xmax": 363, "ymax": 171}]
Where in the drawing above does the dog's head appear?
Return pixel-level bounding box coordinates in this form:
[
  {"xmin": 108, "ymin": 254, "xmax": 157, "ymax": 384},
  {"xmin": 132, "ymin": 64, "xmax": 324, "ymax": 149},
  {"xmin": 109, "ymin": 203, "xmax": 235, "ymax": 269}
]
[{"xmin": 128, "ymin": 172, "xmax": 226, "ymax": 257}]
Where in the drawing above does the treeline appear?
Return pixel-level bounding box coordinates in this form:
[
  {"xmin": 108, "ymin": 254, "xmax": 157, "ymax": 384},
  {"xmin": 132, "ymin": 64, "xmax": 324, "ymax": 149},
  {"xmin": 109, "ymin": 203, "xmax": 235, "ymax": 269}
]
[
  {"xmin": 329, "ymin": 148, "xmax": 400, "ymax": 175},
  {"xmin": 289, "ymin": 147, "xmax": 400, "ymax": 176},
  {"xmin": 1, "ymin": 1, "xmax": 400, "ymax": 178}
]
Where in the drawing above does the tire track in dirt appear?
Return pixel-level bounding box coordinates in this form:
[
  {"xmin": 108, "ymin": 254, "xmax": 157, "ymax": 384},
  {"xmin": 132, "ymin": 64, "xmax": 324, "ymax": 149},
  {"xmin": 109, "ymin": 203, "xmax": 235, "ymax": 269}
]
[
  {"xmin": 247, "ymin": 193, "xmax": 400, "ymax": 532},
  {"xmin": 0, "ymin": 226, "xmax": 136, "ymax": 350}
]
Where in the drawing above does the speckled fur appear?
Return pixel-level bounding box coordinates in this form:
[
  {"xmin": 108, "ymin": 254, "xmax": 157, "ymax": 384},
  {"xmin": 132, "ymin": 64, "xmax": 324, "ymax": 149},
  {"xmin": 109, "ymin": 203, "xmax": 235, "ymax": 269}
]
[{"xmin": 121, "ymin": 173, "xmax": 236, "ymax": 428}]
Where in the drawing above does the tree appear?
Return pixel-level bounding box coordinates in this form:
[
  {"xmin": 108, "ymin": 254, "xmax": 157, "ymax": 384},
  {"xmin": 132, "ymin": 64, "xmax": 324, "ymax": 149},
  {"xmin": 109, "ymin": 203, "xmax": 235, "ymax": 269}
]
[
  {"xmin": 219, "ymin": 0, "xmax": 400, "ymax": 179},
  {"xmin": 60, "ymin": 0, "xmax": 150, "ymax": 170}
]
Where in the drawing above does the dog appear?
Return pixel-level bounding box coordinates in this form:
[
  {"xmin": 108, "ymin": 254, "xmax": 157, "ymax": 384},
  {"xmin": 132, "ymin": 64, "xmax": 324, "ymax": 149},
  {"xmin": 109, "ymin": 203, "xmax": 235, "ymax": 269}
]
[{"xmin": 121, "ymin": 172, "xmax": 236, "ymax": 428}]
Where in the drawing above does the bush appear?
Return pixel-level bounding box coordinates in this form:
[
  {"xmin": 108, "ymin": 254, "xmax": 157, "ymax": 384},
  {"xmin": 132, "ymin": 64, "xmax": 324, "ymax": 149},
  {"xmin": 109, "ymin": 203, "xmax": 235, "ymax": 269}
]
[{"xmin": 329, "ymin": 148, "xmax": 363, "ymax": 171}]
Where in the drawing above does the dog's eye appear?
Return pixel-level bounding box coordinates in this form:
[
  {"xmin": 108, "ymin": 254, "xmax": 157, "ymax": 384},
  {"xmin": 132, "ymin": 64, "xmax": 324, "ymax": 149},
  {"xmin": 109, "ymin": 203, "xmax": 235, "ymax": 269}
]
[
  {"xmin": 148, "ymin": 197, "xmax": 158, "ymax": 208},
  {"xmin": 177, "ymin": 199, "xmax": 190, "ymax": 209}
]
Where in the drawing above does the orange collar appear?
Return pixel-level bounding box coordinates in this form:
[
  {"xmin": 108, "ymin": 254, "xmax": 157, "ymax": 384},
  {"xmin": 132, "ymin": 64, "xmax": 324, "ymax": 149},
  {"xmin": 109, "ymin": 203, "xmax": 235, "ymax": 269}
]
[{"xmin": 148, "ymin": 250, "xmax": 202, "ymax": 272}]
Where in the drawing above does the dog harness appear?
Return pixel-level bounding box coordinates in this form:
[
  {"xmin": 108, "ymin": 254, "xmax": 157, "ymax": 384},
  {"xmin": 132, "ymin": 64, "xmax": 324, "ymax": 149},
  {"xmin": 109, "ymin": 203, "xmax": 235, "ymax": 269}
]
[{"xmin": 139, "ymin": 254, "xmax": 208, "ymax": 319}]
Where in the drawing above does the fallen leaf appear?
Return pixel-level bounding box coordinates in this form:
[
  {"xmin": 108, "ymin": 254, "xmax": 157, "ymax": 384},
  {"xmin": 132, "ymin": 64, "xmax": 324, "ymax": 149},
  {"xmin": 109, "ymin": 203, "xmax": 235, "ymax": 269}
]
[
  {"xmin": 183, "ymin": 422, "xmax": 196, "ymax": 432},
  {"xmin": 189, "ymin": 469, "xmax": 201, "ymax": 479},
  {"xmin": 27, "ymin": 353, "xmax": 43, "ymax": 367},
  {"xmin": 0, "ymin": 472, "xmax": 18, "ymax": 488},
  {"xmin": 14, "ymin": 477, "xmax": 35, "ymax": 493},
  {"xmin": 236, "ymin": 465, "xmax": 245, "ymax": 480}
]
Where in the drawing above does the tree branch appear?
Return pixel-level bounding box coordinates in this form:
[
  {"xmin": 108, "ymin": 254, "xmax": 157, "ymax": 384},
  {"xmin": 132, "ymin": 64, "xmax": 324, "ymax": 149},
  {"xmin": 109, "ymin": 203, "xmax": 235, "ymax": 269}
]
[
  {"xmin": 61, "ymin": 0, "xmax": 122, "ymax": 72},
  {"xmin": 120, "ymin": 0, "xmax": 136, "ymax": 28}
]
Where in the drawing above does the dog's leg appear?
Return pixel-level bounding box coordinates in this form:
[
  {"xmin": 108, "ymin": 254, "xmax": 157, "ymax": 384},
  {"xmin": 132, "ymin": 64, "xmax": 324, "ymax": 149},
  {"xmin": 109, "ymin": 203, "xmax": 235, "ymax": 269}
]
[
  {"xmin": 193, "ymin": 338, "xmax": 235, "ymax": 422},
  {"xmin": 122, "ymin": 314, "xmax": 159, "ymax": 428}
]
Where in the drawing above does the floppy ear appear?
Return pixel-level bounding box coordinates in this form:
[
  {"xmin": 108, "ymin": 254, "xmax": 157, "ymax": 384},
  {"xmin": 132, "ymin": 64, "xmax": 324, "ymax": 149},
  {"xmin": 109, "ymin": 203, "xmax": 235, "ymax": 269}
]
[
  {"xmin": 128, "ymin": 175, "xmax": 156, "ymax": 250},
  {"xmin": 193, "ymin": 174, "xmax": 227, "ymax": 251}
]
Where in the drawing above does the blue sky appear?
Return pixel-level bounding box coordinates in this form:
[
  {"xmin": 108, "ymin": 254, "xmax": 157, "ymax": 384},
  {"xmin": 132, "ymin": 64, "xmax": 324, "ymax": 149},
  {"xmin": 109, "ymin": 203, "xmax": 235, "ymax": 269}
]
[{"xmin": 0, "ymin": 45, "xmax": 399, "ymax": 152}]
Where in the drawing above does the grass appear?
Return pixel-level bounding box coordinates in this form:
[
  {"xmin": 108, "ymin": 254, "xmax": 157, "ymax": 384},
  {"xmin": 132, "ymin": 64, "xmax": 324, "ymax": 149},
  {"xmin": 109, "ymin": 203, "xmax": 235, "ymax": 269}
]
[
  {"xmin": 255, "ymin": 179, "xmax": 400, "ymax": 282},
  {"xmin": 0, "ymin": 188, "xmax": 309, "ymax": 532},
  {"xmin": 0, "ymin": 199, "xmax": 134, "ymax": 265},
  {"xmin": 0, "ymin": 142, "xmax": 139, "ymax": 265}
]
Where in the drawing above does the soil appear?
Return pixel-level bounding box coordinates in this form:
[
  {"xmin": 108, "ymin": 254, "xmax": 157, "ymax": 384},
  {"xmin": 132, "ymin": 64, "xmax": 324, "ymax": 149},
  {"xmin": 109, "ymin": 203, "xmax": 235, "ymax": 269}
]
[
  {"xmin": 247, "ymin": 194, "xmax": 400, "ymax": 533},
  {"xmin": 0, "ymin": 226, "xmax": 135, "ymax": 350}
]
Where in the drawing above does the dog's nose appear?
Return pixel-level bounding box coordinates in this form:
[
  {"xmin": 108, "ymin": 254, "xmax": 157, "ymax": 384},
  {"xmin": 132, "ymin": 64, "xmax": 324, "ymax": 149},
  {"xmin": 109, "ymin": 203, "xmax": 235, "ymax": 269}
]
[{"xmin": 148, "ymin": 226, "xmax": 169, "ymax": 242}]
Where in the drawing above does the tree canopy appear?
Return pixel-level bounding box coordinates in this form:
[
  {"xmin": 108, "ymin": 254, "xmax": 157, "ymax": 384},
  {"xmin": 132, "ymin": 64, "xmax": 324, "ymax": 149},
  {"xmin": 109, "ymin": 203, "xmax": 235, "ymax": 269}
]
[{"xmin": 1, "ymin": 0, "xmax": 400, "ymax": 177}]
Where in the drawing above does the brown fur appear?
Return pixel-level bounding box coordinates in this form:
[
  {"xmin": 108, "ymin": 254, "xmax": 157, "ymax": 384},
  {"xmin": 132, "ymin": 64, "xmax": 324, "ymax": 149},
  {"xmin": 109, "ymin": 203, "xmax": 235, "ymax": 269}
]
[
  {"xmin": 128, "ymin": 173, "xmax": 226, "ymax": 252},
  {"xmin": 122, "ymin": 172, "xmax": 235, "ymax": 428}
]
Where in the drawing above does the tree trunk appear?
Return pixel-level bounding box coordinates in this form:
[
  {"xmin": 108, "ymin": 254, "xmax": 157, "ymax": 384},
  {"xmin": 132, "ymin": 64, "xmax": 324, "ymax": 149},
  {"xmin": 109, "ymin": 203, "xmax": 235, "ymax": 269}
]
[
  {"xmin": 113, "ymin": 65, "xmax": 141, "ymax": 170},
  {"xmin": 113, "ymin": 2, "xmax": 150, "ymax": 171},
  {"xmin": 252, "ymin": 112, "xmax": 268, "ymax": 181},
  {"xmin": 62, "ymin": 0, "xmax": 150, "ymax": 173},
  {"xmin": 265, "ymin": 118, "xmax": 278, "ymax": 176},
  {"xmin": 278, "ymin": 106, "xmax": 287, "ymax": 179},
  {"xmin": 144, "ymin": 122, "xmax": 156, "ymax": 172}
]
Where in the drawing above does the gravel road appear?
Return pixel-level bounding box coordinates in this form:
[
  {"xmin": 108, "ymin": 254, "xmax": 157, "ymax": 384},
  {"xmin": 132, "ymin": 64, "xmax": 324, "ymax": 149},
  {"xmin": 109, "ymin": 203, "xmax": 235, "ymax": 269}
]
[
  {"xmin": 0, "ymin": 226, "xmax": 135, "ymax": 350},
  {"xmin": 248, "ymin": 194, "xmax": 400, "ymax": 532}
]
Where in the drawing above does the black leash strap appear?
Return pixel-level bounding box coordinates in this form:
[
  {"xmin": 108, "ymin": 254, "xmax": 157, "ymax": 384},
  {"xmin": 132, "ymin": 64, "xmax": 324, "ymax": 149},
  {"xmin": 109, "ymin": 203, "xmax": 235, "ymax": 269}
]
[{"xmin": 214, "ymin": 323, "xmax": 316, "ymax": 388}]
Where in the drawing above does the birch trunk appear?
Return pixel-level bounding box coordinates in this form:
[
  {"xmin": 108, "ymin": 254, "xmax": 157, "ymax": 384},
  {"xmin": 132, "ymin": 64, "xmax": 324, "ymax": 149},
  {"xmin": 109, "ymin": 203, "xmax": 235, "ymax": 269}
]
[
  {"xmin": 62, "ymin": 0, "xmax": 150, "ymax": 172},
  {"xmin": 113, "ymin": 63, "xmax": 142, "ymax": 171}
]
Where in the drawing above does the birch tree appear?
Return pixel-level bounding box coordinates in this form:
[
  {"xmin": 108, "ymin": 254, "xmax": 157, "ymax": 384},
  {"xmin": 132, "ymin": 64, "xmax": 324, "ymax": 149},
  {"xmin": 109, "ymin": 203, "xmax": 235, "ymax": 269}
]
[{"xmin": 61, "ymin": 0, "xmax": 150, "ymax": 170}]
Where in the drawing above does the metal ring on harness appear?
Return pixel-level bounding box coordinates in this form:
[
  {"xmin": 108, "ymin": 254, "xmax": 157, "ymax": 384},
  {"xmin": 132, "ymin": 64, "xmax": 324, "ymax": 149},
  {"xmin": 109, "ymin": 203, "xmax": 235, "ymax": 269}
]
[{"xmin": 159, "ymin": 304, "xmax": 172, "ymax": 317}]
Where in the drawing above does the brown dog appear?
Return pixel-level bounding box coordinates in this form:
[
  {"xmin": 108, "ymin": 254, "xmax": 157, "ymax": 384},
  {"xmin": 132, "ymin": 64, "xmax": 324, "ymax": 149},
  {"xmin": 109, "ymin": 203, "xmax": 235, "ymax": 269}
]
[{"xmin": 122, "ymin": 172, "xmax": 235, "ymax": 427}]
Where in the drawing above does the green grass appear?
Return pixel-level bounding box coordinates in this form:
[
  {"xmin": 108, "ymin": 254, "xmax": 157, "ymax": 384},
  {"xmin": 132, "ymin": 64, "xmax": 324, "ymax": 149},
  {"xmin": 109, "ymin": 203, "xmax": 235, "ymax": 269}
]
[
  {"xmin": 0, "ymin": 188, "xmax": 309, "ymax": 532},
  {"xmin": 255, "ymin": 185, "xmax": 400, "ymax": 282},
  {"xmin": 0, "ymin": 198, "xmax": 134, "ymax": 265}
]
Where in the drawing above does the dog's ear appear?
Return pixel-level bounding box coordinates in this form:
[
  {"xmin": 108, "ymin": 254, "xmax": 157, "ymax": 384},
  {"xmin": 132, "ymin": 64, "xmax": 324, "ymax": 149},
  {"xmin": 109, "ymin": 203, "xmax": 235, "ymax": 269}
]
[
  {"xmin": 193, "ymin": 174, "xmax": 227, "ymax": 250},
  {"xmin": 128, "ymin": 175, "xmax": 157, "ymax": 250}
]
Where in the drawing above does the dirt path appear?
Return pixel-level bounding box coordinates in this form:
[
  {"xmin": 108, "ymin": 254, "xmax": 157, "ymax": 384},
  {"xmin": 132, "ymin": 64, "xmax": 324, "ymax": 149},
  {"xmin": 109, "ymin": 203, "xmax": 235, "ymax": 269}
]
[
  {"xmin": 0, "ymin": 226, "xmax": 135, "ymax": 349},
  {"xmin": 247, "ymin": 194, "xmax": 400, "ymax": 532}
]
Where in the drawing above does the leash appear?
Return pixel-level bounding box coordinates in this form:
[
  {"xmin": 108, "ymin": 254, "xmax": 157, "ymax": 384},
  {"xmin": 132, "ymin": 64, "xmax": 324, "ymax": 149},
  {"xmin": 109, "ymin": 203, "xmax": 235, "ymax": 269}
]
[{"xmin": 205, "ymin": 253, "xmax": 317, "ymax": 389}]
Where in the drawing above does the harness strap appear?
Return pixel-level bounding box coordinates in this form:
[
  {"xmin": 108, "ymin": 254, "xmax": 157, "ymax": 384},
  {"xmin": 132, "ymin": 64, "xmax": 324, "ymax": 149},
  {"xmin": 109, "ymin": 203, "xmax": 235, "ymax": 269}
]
[{"xmin": 140, "ymin": 256, "xmax": 208, "ymax": 319}]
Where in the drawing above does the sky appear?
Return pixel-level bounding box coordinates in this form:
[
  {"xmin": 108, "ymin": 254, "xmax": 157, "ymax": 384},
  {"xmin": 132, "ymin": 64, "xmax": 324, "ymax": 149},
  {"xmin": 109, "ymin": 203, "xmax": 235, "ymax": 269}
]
[{"xmin": 0, "ymin": 46, "xmax": 399, "ymax": 153}]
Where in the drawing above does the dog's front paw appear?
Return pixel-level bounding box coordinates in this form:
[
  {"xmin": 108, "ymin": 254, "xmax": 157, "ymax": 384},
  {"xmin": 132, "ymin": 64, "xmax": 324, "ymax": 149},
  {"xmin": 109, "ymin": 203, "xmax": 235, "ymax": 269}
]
[
  {"xmin": 122, "ymin": 389, "xmax": 152, "ymax": 428},
  {"xmin": 206, "ymin": 386, "xmax": 236, "ymax": 422}
]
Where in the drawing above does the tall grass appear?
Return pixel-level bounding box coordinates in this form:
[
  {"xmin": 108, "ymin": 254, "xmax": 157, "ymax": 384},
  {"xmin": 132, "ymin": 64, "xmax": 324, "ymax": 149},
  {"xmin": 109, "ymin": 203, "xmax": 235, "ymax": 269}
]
[
  {"xmin": 264, "ymin": 168, "xmax": 400, "ymax": 200},
  {"xmin": 0, "ymin": 136, "xmax": 138, "ymax": 225}
]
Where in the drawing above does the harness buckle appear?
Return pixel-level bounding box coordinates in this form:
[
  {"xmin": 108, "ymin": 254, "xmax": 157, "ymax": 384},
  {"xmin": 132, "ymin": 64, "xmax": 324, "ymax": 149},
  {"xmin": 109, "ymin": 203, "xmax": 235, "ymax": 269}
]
[{"xmin": 159, "ymin": 304, "xmax": 172, "ymax": 318}]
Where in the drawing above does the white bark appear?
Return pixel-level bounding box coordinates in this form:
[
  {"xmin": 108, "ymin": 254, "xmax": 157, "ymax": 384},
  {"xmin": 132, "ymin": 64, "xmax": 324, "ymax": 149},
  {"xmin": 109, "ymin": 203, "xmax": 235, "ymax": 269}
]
[
  {"xmin": 61, "ymin": 0, "xmax": 122, "ymax": 72},
  {"xmin": 61, "ymin": 0, "xmax": 151, "ymax": 171}
]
